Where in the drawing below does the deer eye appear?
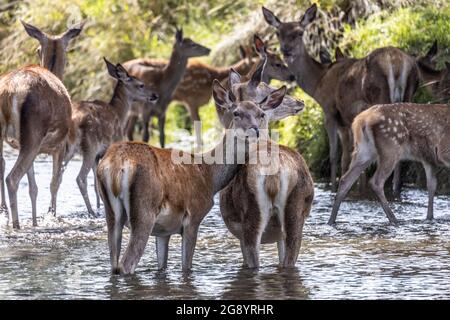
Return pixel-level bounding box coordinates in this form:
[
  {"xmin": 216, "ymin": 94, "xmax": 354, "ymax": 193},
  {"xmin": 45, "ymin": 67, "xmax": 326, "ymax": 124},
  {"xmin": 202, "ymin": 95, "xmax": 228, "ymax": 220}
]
[
  {"xmin": 260, "ymin": 113, "xmax": 265, "ymax": 118},
  {"xmin": 139, "ymin": 84, "xmax": 144, "ymax": 89},
  {"xmin": 233, "ymin": 111, "xmax": 240, "ymax": 118}
]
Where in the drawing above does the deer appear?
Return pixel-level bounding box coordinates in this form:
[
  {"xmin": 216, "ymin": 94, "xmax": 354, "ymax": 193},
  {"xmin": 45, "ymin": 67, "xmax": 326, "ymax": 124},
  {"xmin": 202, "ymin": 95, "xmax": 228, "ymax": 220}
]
[
  {"xmin": 329, "ymin": 102, "xmax": 450, "ymax": 225},
  {"xmin": 263, "ymin": 3, "xmax": 419, "ymax": 193},
  {"xmin": 218, "ymin": 63, "xmax": 314, "ymax": 269},
  {"xmin": 96, "ymin": 78, "xmax": 288, "ymax": 275},
  {"xmin": 0, "ymin": 20, "xmax": 84, "ymax": 229},
  {"xmin": 122, "ymin": 28, "xmax": 210, "ymax": 147},
  {"xmin": 63, "ymin": 58, "xmax": 158, "ymax": 217},
  {"xmin": 416, "ymin": 41, "xmax": 450, "ymax": 103}
]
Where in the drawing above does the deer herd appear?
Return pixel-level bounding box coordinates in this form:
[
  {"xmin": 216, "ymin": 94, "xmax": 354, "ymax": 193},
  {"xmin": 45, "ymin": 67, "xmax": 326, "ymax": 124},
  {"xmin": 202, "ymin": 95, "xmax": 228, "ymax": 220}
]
[{"xmin": 0, "ymin": 4, "xmax": 449, "ymax": 275}]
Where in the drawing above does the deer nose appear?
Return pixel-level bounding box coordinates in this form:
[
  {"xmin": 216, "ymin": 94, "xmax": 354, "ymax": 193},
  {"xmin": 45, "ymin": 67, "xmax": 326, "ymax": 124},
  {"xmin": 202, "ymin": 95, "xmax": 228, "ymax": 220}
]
[
  {"xmin": 249, "ymin": 126, "xmax": 259, "ymax": 138},
  {"xmin": 149, "ymin": 93, "xmax": 159, "ymax": 102}
]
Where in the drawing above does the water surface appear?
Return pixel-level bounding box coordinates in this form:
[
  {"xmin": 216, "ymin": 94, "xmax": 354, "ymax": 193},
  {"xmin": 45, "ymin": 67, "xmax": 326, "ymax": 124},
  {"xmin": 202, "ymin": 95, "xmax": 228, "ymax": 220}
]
[{"xmin": 1, "ymin": 146, "xmax": 450, "ymax": 299}]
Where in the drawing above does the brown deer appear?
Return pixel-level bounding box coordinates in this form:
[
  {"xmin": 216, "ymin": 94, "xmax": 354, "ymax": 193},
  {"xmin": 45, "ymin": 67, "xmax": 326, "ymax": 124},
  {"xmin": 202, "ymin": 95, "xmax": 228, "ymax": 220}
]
[
  {"xmin": 96, "ymin": 79, "xmax": 287, "ymax": 275},
  {"xmin": 219, "ymin": 66, "xmax": 313, "ymax": 269},
  {"xmin": 263, "ymin": 4, "xmax": 419, "ymax": 193},
  {"xmin": 0, "ymin": 20, "xmax": 83, "ymax": 229},
  {"xmin": 416, "ymin": 41, "xmax": 450, "ymax": 103},
  {"xmin": 329, "ymin": 102, "xmax": 450, "ymax": 225},
  {"xmin": 64, "ymin": 58, "xmax": 158, "ymax": 217},
  {"xmin": 122, "ymin": 28, "xmax": 210, "ymax": 146}
]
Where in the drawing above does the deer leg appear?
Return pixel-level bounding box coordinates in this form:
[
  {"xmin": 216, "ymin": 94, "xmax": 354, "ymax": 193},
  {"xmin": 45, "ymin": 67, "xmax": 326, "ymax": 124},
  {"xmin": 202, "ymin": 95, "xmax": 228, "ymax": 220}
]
[
  {"xmin": 282, "ymin": 213, "xmax": 305, "ymax": 268},
  {"xmin": 156, "ymin": 235, "xmax": 171, "ymax": 270},
  {"xmin": 125, "ymin": 114, "xmax": 138, "ymax": 141},
  {"xmin": 277, "ymin": 240, "xmax": 286, "ymax": 266},
  {"xmin": 120, "ymin": 205, "xmax": 155, "ymax": 275},
  {"xmin": 392, "ymin": 163, "xmax": 402, "ymax": 196},
  {"xmin": 158, "ymin": 115, "xmax": 166, "ymax": 148},
  {"xmin": 76, "ymin": 152, "xmax": 96, "ymax": 217},
  {"xmin": 329, "ymin": 150, "xmax": 373, "ymax": 225},
  {"xmin": 99, "ymin": 179, "xmax": 126, "ymax": 275},
  {"xmin": 181, "ymin": 219, "xmax": 200, "ymax": 271},
  {"xmin": 188, "ymin": 104, "xmax": 203, "ymax": 148},
  {"xmin": 142, "ymin": 108, "xmax": 152, "ymax": 143},
  {"xmin": 0, "ymin": 140, "xmax": 8, "ymax": 217},
  {"xmin": 369, "ymin": 156, "xmax": 399, "ymax": 225},
  {"xmin": 92, "ymin": 166, "xmax": 101, "ymax": 210},
  {"xmin": 6, "ymin": 145, "xmax": 41, "ymax": 229},
  {"xmin": 27, "ymin": 164, "xmax": 38, "ymax": 227},
  {"xmin": 324, "ymin": 115, "xmax": 339, "ymax": 192},
  {"xmin": 241, "ymin": 205, "xmax": 267, "ymax": 269},
  {"xmin": 423, "ymin": 162, "xmax": 437, "ymax": 220},
  {"xmin": 339, "ymin": 127, "xmax": 352, "ymax": 175},
  {"xmin": 47, "ymin": 149, "xmax": 65, "ymax": 216}
]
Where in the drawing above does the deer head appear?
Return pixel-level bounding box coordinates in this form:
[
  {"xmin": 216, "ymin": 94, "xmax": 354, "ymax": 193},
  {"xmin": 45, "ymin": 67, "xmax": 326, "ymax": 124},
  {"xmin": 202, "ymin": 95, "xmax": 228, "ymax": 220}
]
[
  {"xmin": 104, "ymin": 58, "xmax": 158, "ymax": 104},
  {"xmin": 262, "ymin": 4, "xmax": 318, "ymax": 63},
  {"xmin": 174, "ymin": 27, "xmax": 211, "ymax": 58},
  {"xmin": 418, "ymin": 40, "xmax": 439, "ymax": 68},
  {"xmin": 22, "ymin": 20, "xmax": 84, "ymax": 79},
  {"xmin": 253, "ymin": 34, "xmax": 295, "ymax": 82},
  {"xmin": 212, "ymin": 79, "xmax": 286, "ymax": 140}
]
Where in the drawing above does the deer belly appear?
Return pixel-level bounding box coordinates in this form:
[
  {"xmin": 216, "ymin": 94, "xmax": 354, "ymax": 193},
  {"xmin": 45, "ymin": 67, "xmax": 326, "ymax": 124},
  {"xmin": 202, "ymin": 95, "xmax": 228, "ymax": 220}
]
[{"xmin": 151, "ymin": 206, "xmax": 183, "ymax": 236}]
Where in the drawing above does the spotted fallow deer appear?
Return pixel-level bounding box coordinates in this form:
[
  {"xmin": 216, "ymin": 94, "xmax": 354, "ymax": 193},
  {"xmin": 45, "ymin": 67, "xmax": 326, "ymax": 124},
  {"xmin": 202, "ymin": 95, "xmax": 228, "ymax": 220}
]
[
  {"xmin": 416, "ymin": 41, "xmax": 450, "ymax": 103},
  {"xmin": 330, "ymin": 102, "xmax": 450, "ymax": 225},
  {"xmin": 64, "ymin": 58, "xmax": 158, "ymax": 217},
  {"xmin": 122, "ymin": 28, "xmax": 210, "ymax": 146},
  {"xmin": 0, "ymin": 20, "xmax": 84, "ymax": 229},
  {"xmin": 263, "ymin": 4, "xmax": 419, "ymax": 193},
  {"xmin": 219, "ymin": 67, "xmax": 314, "ymax": 269},
  {"xmin": 96, "ymin": 79, "xmax": 287, "ymax": 275}
]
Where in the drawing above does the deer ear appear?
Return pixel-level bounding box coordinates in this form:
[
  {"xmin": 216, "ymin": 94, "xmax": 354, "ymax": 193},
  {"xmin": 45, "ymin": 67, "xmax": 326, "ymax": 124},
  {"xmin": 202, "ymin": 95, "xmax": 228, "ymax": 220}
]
[
  {"xmin": 262, "ymin": 7, "xmax": 281, "ymax": 29},
  {"xmin": 62, "ymin": 21, "xmax": 84, "ymax": 46},
  {"xmin": 426, "ymin": 40, "xmax": 438, "ymax": 58},
  {"xmin": 249, "ymin": 56, "xmax": 267, "ymax": 90},
  {"xmin": 213, "ymin": 79, "xmax": 234, "ymax": 110},
  {"xmin": 21, "ymin": 20, "xmax": 45, "ymax": 42},
  {"xmin": 319, "ymin": 48, "xmax": 332, "ymax": 64},
  {"xmin": 229, "ymin": 68, "xmax": 241, "ymax": 88},
  {"xmin": 115, "ymin": 63, "xmax": 131, "ymax": 81},
  {"xmin": 253, "ymin": 34, "xmax": 266, "ymax": 57},
  {"xmin": 299, "ymin": 3, "xmax": 318, "ymax": 28},
  {"xmin": 335, "ymin": 47, "xmax": 345, "ymax": 61},
  {"xmin": 104, "ymin": 57, "xmax": 119, "ymax": 79},
  {"xmin": 175, "ymin": 27, "xmax": 183, "ymax": 42},
  {"xmin": 239, "ymin": 45, "xmax": 247, "ymax": 59},
  {"xmin": 260, "ymin": 86, "xmax": 286, "ymax": 110}
]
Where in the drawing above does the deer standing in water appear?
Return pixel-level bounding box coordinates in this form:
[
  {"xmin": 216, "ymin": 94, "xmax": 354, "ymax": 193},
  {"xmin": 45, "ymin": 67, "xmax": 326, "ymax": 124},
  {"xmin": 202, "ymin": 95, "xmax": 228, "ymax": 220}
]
[
  {"xmin": 96, "ymin": 79, "xmax": 287, "ymax": 275},
  {"xmin": 330, "ymin": 102, "xmax": 450, "ymax": 225},
  {"xmin": 64, "ymin": 59, "xmax": 158, "ymax": 217},
  {"xmin": 263, "ymin": 4, "xmax": 419, "ymax": 193},
  {"xmin": 122, "ymin": 28, "xmax": 210, "ymax": 146},
  {"xmin": 219, "ymin": 62, "xmax": 313, "ymax": 269},
  {"xmin": 0, "ymin": 21, "xmax": 83, "ymax": 229}
]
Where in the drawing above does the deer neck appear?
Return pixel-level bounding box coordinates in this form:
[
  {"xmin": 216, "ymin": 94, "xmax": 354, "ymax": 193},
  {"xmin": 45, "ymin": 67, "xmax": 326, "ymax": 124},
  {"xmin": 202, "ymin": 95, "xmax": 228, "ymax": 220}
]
[
  {"xmin": 200, "ymin": 132, "xmax": 248, "ymax": 194},
  {"xmin": 161, "ymin": 45, "xmax": 188, "ymax": 98},
  {"xmin": 289, "ymin": 43, "xmax": 327, "ymax": 97},
  {"xmin": 109, "ymin": 81, "xmax": 132, "ymax": 128}
]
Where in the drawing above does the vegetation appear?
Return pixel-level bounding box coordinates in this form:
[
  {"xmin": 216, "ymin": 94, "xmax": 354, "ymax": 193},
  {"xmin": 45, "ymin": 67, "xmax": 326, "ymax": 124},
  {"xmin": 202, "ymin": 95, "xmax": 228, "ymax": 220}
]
[{"xmin": 1, "ymin": 0, "xmax": 449, "ymax": 184}]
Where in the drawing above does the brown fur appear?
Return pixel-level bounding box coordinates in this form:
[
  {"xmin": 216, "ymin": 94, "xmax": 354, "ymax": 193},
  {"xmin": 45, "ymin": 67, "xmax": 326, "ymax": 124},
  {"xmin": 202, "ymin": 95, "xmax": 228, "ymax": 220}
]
[
  {"xmin": 330, "ymin": 103, "xmax": 450, "ymax": 225},
  {"xmin": 263, "ymin": 4, "xmax": 419, "ymax": 192},
  {"xmin": 97, "ymin": 82, "xmax": 285, "ymax": 275},
  {"xmin": 0, "ymin": 21, "xmax": 83, "ymax": 229},
  {"xmin": 122, "ymin": 30, "xmax": 210, "ymax": 146}
]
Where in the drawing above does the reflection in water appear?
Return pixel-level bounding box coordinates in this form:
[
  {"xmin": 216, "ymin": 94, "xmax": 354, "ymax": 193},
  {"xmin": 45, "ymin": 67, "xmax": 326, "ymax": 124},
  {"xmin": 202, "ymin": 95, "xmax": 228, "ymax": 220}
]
[
  {"xmin": 2, "ymin": 146, "xmax": 450, "ymax": 299},
  {"xmin": 222, "ymin": 268, "xmax": 309, "ymax": 299}
]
